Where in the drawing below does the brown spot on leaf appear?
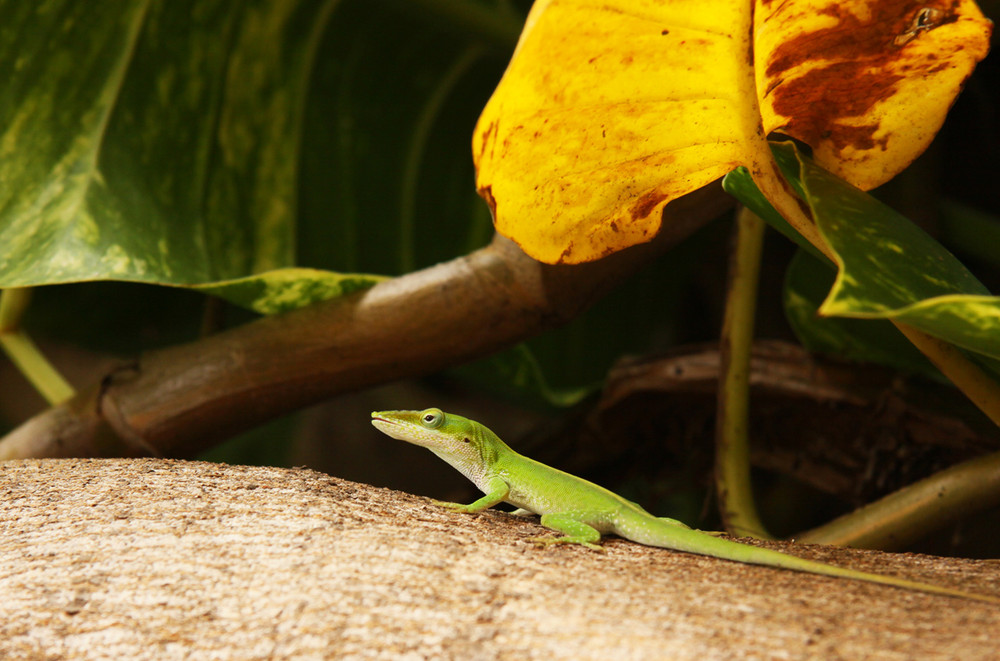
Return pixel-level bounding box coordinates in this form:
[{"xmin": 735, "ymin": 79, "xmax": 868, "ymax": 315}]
[
  {"xmin": 629, "ymin": 189, "xmax": 668, "ymax": 221},
  {"xmin": 775, "ymin": 63, "xmax": 901, "ymax": 152},
  {"xmin": 479, "ymin": 185, "xmax": 497, "ymax": 218},
  {"xmin": 477, "ymin": 120, "xmax": 497, "ymax": 163},
  {"xmin": 765, "ymin": 0, "xmax": 962, "ymax": 154}
]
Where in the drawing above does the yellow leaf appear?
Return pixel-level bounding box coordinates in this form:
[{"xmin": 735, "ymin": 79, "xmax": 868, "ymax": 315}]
[
  {"xmin": 474, "ymin": 0, "xmax": 759, "ymax": 264},
  {"xmin": 473, "ymin": 0, "xmax": 991, "ymax": 264}
]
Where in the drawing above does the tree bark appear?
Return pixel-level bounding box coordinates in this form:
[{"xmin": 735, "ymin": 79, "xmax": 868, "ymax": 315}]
[
  {"xmin": 1, "ymin": 458, "xmax": 997, "ymax": 660},
  {"xmin": 0, "ymin": 185, "xmax": 730, "ymax": 461}
]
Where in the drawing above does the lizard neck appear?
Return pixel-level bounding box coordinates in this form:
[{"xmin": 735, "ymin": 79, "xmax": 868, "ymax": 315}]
[{"xmin": 430, "ymin": 422, "xmax": 512, "ymax": 492}]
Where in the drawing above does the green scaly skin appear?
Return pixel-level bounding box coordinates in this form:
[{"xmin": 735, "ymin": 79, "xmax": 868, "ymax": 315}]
[{"xmin": 371, "ymin": 408, "xmax": 1000, "ymax": 605}]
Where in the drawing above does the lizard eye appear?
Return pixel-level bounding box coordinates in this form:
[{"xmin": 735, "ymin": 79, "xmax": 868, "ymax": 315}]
[{"xmin": 420, "ymin": 408, "xmax": 444, "ymax": 429}]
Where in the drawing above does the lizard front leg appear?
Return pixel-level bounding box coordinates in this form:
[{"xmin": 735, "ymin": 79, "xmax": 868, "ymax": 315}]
[{"xmin": 432, "ymin": 476, "xmax": 509, "ymax": 513}]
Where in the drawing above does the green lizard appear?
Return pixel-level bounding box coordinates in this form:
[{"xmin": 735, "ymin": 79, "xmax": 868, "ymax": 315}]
[{"xmin": 372, "ymin": 407, "xmax": 1000, "ymax": 604}]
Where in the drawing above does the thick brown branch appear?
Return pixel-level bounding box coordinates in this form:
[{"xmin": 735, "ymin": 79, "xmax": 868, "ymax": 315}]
[{"xmin": 0, "ymin": 185, "xmax": 731, "ymax": 459}]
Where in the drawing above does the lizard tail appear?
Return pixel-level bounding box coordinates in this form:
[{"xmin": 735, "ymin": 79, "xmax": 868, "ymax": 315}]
[{"xmin": 623, "ymin": 515, "xmax": 1000, "ymax": 605}]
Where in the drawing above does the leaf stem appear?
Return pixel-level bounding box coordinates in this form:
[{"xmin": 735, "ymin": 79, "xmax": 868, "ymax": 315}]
[
  {"xmin": 715, "ymin": 208, "xmax": 774, "ymax": 540},
  {"xmin": 798, "ymin": 448, "xmax": 1000, "ymax": 549},
  {"xmin": 0, "ymin": 289, "xmax": 75, "ymax": 405}
]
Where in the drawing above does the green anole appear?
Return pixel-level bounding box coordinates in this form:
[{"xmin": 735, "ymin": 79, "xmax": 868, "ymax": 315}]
[{"xmin": 372, "ymin": 407, "xmax": 1000, "ymax": 605}]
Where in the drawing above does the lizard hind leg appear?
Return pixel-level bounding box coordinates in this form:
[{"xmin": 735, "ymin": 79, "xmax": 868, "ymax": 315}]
[{"xmin": 529, "ymin": 512, "xmax": 606, "ymax": 551}]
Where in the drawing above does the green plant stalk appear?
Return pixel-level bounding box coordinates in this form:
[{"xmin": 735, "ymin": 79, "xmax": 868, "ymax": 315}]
[
  {"xmin": 0, "ymin": 331, "xmax": 75, "ymax": 405},
  {"xmin": 798, "ymin": 448, "xmax": 1000, "ymax": 549},
  {"xmin": 715, "ymin": 208, "xmax": 774, "ymax": 540},
  {"xmin": 0, "ymin": 289, "xmax": 75, "ymax": 405}
]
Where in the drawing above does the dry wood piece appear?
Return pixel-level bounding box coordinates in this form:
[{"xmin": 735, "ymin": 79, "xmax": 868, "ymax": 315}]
[
  {"xmin": 0, "ymin": 458, "xmax": 997, "ymax": 660},
  {"xmin": 591, "ymin": 341, "xmax": 1000, "ymax": 503}
]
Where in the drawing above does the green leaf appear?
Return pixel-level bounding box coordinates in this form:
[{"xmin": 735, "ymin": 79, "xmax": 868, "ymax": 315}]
[
  {"xmin": 783, "ymin": 250, "xmax": 939, "ymax": 379},
  {"xmin": 789, "ymin": 144, "xmax": 1000, "ymax": 361},
  {"xmin": 0, "ymin": 1, "xmax": 517, "ymax": 317},
  {"xmin": 727, "ymin": 142, "xmax": 1000, "ymax": 369},
  {"xmin": 194, "ymin": 268, "xmax": 386, "ymax": 315},
  {"xmin": 0, "ymin": 0, "xmax": 338, "ymax": 286}
]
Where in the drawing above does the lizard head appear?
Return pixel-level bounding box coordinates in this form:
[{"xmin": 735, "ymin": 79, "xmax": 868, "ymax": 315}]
[{"xmin": 371, "ymin": 408, "xmax": 500, "ymax": 474}]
